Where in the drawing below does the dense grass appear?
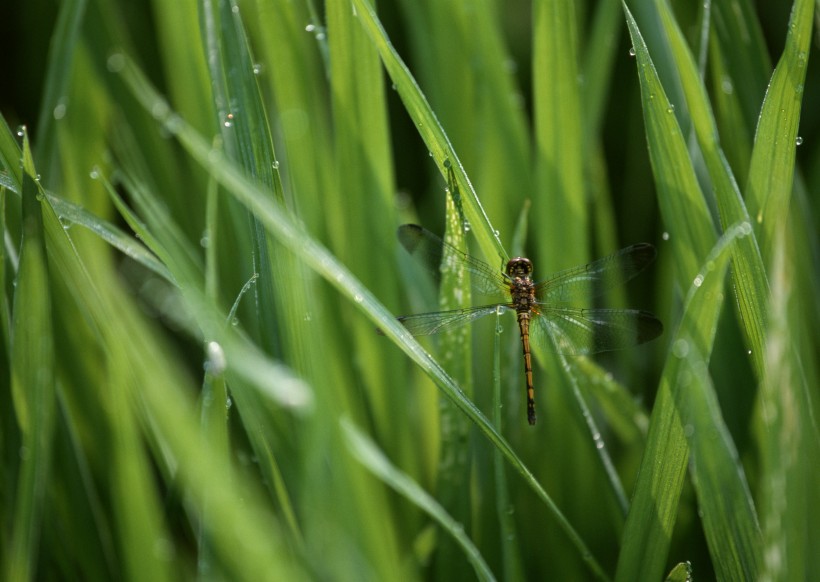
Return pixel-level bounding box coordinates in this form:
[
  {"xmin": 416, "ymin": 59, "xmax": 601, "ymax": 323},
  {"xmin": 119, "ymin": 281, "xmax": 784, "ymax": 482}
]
[{"xmin": 1, "ymin": 0, "xmax": 818, "ymax": 580}]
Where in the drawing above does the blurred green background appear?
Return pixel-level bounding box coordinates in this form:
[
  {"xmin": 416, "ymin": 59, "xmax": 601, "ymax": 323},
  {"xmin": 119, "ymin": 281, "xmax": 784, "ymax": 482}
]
[{"xmin": 1, "ymin": 0, "xmax": 818, "ymax": 580}]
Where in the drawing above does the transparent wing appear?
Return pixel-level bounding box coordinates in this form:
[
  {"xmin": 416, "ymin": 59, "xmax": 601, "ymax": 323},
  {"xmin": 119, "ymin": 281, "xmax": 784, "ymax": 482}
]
[
  {"xmin": 535, "ymin": 243, "xmax": 657, "ymax": 304},
  {"xmin": 530, "ymin": 306, "xmax": 663, "ymax": 355},
  {"xmin": 397, "ymin": 305, "xmax": 512, "ymax": 336},
  {"xmin": 398, "ymin": 224, "xmax": 508, "ymax": 298}
]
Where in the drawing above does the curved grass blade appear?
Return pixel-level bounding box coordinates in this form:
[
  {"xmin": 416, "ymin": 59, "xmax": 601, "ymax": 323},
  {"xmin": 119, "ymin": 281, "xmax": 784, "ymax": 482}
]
[
  {"xmin": 623, "ymin": 3, "xmax": 716, "ymax": 286},
  {"xmin": 342, "ymin": 418, "xmax": 495, "ymax": 581},
  {"xmin": 7, "ymin": 140, "xmax": 56, "ymax": 582},
  {"xmin": 350, "ymin": 0, "xmax": 505, "ymax": 267},
  {"xmin": 45, "ymin": 192, "xmax": 175, "ymax": 284},
  {"xmin": 745, "ymin": 0, "xmax": 813, "ymax": 262},
  {"xmin": 654, "ymin": 0, "xmax": 770, "ymax": 379},
  {"xmin": 533, "ymin": 0, "xmax": 588, "ymax": 267},
  {"xmin": 615, "ymin": 222, "xmax": 753, "ymax": 582}
]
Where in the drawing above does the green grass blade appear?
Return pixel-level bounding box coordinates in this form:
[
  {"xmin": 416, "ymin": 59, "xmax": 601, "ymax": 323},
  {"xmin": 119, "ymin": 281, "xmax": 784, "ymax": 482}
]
[
  {"xmin": 745, "ymin": 0, "xmax": 813, "ymax": 264},
  {"xmin": 32, "ymin": 0, "xmax": 87, "ymax": 183},
  {"xmin": 350, "ymin": 0, "xmax": 505, "ymax": 265},
  {"xmin": 533, "ymin": 0, "xmax": 588, "ymax": 267},
  {"xmin": 615, "ymin": 223, "xmax": 748, "ymax": 582},
  {"xmin": 6, "ymin": 144, "xmax": 56, "ymax": 582},
  {"xmin": 0, "ymin": 114, "xmax": 23, "ymax": 192},
  {"xmin": 342, "ymin": 418, "xmax": 496, "ymax": 582},
  {"xmin": 756, "ymin": 229, "xmax": 820, "ymax": 580},
  {"xmin": 623, "ymin": 3, "xmax": 716, "ymax": 287},
  {"xmin": 45, "ymin": 191, "xmax": 175, "ymax": 283},
  {"xmin": 654, "ymin": 0, "xmax": 769, "ymax": 378}
]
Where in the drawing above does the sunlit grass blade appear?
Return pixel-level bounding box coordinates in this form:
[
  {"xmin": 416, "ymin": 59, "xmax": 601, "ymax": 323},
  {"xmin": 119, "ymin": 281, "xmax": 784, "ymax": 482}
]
[
  {"xmin": 342, "ymin": 418, "xmax": 496, "ymax": 582},
  {"xmin": 756, "ymin": 229, "xmax": 820, "ymax": 580},
  {"xmin": 118, "ymin": 55, "xmax": 612, "ymax": 581},
  {"xmin": 395, "ymin": 0, "xmax": 531, "ymax": 233},
  {"xmin": 350, "ymin": 0, "xmax": 505, "ymax": 265},
  {"xmin": 533, "ymin": 0, "xmax": 588, "ymax": 267},
  {"xmin": 431, "ymin": 185, "xmax": 476, "ymax": 578},
  {"xmin": 745, "ymin": 0, "xmax": 813, "ymax": 262},
  {"xmin": 45, "ymin": 192, "xmax": 174, "ymax": 283},
  {"xmin": 32, "ymin": 0, "xmax": 86, "ymax": 180},
  {"xmin": 6, "ymin": 141, "xmax": 56, "ymax": 582},
  {"xmin": 623, "ymin": 3, "xmax": 715, "ymax": 286},
  {"xmin": 615, "ymin": 223, "xmax": 749, "ymax": 582},
  {"xmin": 654, "ymin": 0, "xmax": 769, "ymax": 378}
]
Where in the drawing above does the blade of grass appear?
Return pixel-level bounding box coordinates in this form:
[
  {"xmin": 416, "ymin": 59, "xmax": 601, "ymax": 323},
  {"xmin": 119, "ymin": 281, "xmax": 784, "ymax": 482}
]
[
  {"xmin": 533, "ymin": 0, "xmax": 588, "ymax": 268},
  {"xmin": 492, "ymin": 308, "xmax": 525, "ymax": 582},
  {"xmin": 118, "ymin": 56, "xmax": 612, "ymax": 581},
  {"xmin": 350, "ymin": 0, "xmax": 505, "ymax": 266},
  {"xmin": 756, "ymin": 228, "xmax": 820, "ymax": 580},
  {"xmin": 654, "ymin": 0, "xmax": 769, "ymax": 378},
  {"xmin": 342, "ymin": 418, "xmax": 496, "ymax": 582},
  {"xmin": 745, "ymin": 0, "xmax": 813, "ymax": 264},
  {"xmin": 32, "ymin": 0, "xmax": 87, "ymax": 185},
  {"xmin": 45, "ymin": 191, "xmax": 175, "ymax": 283},
  {"xmin": 623, "ymin": 3, "xmax": 716, "ymax": 288},
  {"xmin": 6, "ymin": 141, "xmax": 56, "ymax": 582},
  {"xmin": 615, "ymin": 222, "xmax": 750, "ymax": 582},
  {"xmin": 432, "ymin": 181, "xmax": 475, "ymax": 579}
]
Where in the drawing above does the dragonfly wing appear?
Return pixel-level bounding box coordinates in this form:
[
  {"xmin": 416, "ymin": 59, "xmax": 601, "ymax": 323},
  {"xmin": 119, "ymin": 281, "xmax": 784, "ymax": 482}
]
[
  {"xmin": 397, "ymin": 305, "xmax": 511, "ymax": 336},
  {"xmin": 531, "ymin": 307, "xmax": 663, "ymax": 355},
  {"xmin": 535, "ymin": 243, "xmax": 657, "ymax": 303},
  {"xmin": 398, "ymin": 224, "xmax": 509, "ymax": 297}
]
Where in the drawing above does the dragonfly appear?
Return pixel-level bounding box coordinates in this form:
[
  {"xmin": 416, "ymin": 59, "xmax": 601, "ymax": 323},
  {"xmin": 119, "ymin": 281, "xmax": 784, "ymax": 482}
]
[{"xmin": 392, "ymin": 224, "xmax": 663, "ymax": 425}]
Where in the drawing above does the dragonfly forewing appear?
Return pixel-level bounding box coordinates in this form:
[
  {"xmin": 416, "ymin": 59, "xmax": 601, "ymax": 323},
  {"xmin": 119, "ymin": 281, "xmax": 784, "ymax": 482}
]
[
  {"xmin": 397, "ymin": 305, "xmax": 512, "ymax": 336},
  {"xmin": 398, "ymin": 224, "xmax": 509, "ymax": 298},
  {"xmin": 536, "ymin": 243, "xmax": 657, "ymax": 303}
]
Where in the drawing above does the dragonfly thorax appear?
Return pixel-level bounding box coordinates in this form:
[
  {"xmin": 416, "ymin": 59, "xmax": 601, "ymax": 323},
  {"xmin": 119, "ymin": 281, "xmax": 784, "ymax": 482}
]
[{"xmin": 506, "ymin": 257, "xmax": 533, "ymax": 279}]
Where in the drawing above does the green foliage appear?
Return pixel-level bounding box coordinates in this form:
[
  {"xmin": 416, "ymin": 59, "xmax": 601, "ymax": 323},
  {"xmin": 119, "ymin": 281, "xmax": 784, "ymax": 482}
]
[{"xmin": 1, "ymin": 0, "xmax": 818, "ymax": 580}]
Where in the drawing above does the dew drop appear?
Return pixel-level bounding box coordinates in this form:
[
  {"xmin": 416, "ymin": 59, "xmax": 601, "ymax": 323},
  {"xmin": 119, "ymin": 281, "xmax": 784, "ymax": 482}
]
[
  {"xmin": 662, "ymin": 231, "xmax": 670, "ymax": 241},
  {"xmin": 106, "ymin": 52, "xmax": 126, "ymax": 73},
  {"xmin": 693, "ymin": 274, "xmax": 704, "ymax": 287},
  {"xmin": 628, "ymin": 47, "xmax": 636, "ymax": 57},
  {"xmin": 667, "ymin": 103, "xmax": 676, "ymax": 113},
  {"xmin": 53, "ymin": 102, "xmax": 67, "ymax": 120},
  {"xmin": 672, "ymin": 339, "xmax": 689, "ymax": 358},
  {"xmin": 795, "ymin": 136, "xmax": 803, "ymax": 146},
  {"xmin": 272, "ymin": 160, "xmax": 280, "ymax": 170}
]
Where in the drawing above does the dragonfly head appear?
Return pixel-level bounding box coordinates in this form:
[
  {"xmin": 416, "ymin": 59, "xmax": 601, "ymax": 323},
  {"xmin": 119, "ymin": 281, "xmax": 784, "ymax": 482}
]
[{"xmin": 506, "ymin": 257, "xmax": 533, "ymax": 279}]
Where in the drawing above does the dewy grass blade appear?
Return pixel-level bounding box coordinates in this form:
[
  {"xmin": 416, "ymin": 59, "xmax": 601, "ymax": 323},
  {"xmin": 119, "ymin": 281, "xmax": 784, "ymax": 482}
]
[
  {"xmin": 615, "ymin": 222, "xmax": 752, "ymax": 582},
  {"xmin": 757, "ymin": 229, "xmax": 820, "ymax": 580},
  {"xmin": 655, "ymin": 0, "xmax": 769, "ymax": 378},
  {"xmin": 745, "ymin": 0, "xmax": 813, "ymax": 264},
  {"xmin": 533, "ymin": 0, "xmax": 588, "ymax": 268},
  {"xmin": 349, "ymin": 0, "xmax": 505, "ymax": 267},
  {"xmin": 118, "ymin": 55, "xmax": 611, "ymax": 581},
  {"xmin": 623, "ymin": 3, "xmax": 716, "ymax": 286},
  {"xmin": 45, "ymin": 192, "xmax": 175, "ymax": 284},
  {"xmin": 7, "ymin": 141, "xmax": 56, "ymax": 582},
  {"xmin": 342, "ymin": 418, "xmax": 496, "ymax": 582}
]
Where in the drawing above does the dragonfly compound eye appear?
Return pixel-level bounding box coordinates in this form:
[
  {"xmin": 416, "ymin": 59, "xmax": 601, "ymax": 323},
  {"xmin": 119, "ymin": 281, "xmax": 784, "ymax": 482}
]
[{"xmin": 506, "ymin": 258, "xmax": 533, "ymax": 278}]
